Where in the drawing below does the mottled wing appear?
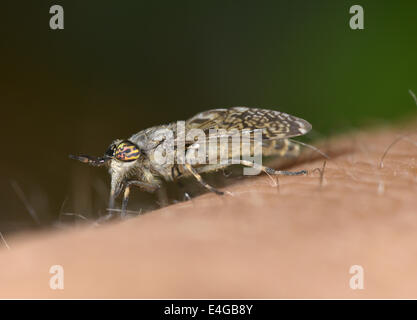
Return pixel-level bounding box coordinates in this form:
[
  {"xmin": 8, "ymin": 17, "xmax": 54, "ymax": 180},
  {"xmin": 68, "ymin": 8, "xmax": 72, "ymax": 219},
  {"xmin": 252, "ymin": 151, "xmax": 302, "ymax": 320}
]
[{"xmin": 185, "ymin": 106, "xmax": 312, "ymax": 140}]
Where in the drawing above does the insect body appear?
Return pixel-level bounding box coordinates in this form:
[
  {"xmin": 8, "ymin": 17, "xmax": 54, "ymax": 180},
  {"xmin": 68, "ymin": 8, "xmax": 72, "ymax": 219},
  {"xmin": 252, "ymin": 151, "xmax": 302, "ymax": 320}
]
[{"xmin": 70, "ymin": 107, "xmax": 312, "ymax": 215}]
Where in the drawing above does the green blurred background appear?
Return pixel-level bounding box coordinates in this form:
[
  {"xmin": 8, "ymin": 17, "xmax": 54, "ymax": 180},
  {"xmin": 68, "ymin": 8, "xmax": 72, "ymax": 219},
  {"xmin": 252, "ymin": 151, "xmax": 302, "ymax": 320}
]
[{"xmin": 0, "ymin": 0, "xmax": 416, "ymax": 233}]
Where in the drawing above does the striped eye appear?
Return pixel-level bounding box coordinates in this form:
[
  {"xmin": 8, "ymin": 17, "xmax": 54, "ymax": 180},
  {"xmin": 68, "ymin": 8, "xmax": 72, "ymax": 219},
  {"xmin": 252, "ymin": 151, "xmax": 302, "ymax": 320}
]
[{"xmin": 114, "ymin": 141, "xmax": 140, "ymax": 162}]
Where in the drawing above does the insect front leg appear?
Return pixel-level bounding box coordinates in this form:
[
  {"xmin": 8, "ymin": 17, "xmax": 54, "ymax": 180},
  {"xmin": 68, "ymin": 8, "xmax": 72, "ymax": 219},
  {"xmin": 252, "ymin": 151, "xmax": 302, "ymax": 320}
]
[
  {"xmin": 121, "ymin": 180, "xmax": 161, "ymax": 216},
  {"xmin": 184, "ymin": 163, "xmax": 224, "ymax": 195},
  {"xmin": 121, "ymin": 186, "xmax": 131, "ymax": 217}
]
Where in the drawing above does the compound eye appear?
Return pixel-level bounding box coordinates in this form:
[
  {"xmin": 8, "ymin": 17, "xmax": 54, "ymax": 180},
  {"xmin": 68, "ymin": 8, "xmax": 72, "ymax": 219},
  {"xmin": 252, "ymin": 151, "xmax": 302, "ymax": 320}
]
[{"xmin": 115, "ymin": 141, "xmax": 140, "ymax": 162}]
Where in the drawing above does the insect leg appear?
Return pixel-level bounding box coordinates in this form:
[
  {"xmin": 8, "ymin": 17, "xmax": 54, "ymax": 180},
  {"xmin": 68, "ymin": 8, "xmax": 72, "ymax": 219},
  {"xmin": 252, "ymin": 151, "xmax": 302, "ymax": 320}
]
[
  {"xmin": 119, "ymin": 180, "xmax": 160, "ymax": 216},
  {"xmin": 184, "ymin": 163, "xmax": 224, "ymax": 195},
  {"xmin": 239, "ymin": 160, "xmax": 307, "ymax": 176},
  {"xmin": 121, "ymin": 186, "xmax": 131, "ymax": 217},
  {"xmin": 109, "ymin": 191, "xmax": 116, "ymax": 211}
]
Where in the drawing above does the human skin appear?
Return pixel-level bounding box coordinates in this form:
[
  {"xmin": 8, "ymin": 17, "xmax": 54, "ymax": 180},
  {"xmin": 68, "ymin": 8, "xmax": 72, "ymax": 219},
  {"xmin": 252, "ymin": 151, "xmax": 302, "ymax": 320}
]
[{"xmin": 1, "ymin": 125, "xmax": 417, "ymax": 298}]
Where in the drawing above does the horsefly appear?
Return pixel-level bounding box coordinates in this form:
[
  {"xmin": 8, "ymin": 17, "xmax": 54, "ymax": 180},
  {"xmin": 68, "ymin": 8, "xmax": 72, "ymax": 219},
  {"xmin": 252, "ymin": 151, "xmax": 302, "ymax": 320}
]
[{"xmin": 70, "ymin": 107, "xmax": 312, "ymax": 215}]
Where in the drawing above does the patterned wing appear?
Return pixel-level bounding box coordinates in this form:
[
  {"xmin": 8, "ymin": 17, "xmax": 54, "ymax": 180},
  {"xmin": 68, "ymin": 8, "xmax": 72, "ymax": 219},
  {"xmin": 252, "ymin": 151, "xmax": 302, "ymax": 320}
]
[{"xmin": 185, "ymin": 106, "xmax": 312, "ymax": 140}]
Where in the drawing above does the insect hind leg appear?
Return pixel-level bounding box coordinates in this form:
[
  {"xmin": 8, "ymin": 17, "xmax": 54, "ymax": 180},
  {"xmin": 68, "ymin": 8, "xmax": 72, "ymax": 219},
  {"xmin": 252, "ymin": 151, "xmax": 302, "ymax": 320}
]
[
  {"xmin": 239, "ymin": 160, "xmax": 307, "ymax": 176},
  {"xmin": 182, "ymin": 160, "xmax": 305, "ymax": 197}
]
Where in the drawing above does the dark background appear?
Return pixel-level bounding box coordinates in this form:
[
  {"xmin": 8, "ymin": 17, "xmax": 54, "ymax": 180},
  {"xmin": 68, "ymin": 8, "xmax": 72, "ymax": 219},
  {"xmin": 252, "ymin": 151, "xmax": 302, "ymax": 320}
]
[{"xmin": 0, "ymin": 1, "xmax": 416, "ymax": 233}]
